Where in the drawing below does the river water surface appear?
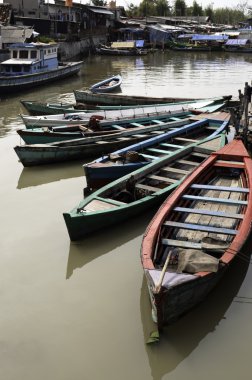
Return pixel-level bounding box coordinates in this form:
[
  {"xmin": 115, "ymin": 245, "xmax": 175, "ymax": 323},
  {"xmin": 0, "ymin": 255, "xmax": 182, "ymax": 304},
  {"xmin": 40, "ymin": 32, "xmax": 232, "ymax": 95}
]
[{"xmin": 1, "ymin": 51, "xmax": 252, "ymax": 380}]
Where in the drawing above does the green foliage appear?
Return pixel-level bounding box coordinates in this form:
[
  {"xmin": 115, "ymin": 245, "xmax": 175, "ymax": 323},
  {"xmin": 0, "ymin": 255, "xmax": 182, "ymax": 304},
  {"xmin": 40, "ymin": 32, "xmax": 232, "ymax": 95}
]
[
  {"xmin": 213, "ymin": 7, "xmax": 246, "ymax": 24},
  {"xmin": 125, "ymin": 0, "xmax": 247, "ymax": 24},
  {"xmin": 174, "ymin": 0, "xmax": 187, "ymax": 16},
  {"xmin": 138, "ymin": 0, "xmax": 157, "ymax": 16},
  {"xmin": 156, "ymin": 0, "xmax": 171, "ymax": 16},
  {"xmin": 91, "ymin": 0, "xmax": 107, "ymax": 6},
  {"xmin": 37, "ymin": 36, "xmax": 55, "ymax": 43},
  {"xmin": 192, "ymin": 0, "xmax": 203, "ymax": 16}
]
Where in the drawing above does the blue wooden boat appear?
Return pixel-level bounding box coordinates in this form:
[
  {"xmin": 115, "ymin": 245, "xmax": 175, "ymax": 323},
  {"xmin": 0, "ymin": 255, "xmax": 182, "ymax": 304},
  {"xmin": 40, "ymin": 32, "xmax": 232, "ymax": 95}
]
[
  {"xmin": 63, "ymin": 134, "xmax": 226, "ymax": 241},
  {"xmin": 90, "ymin": 75, "xmax": 122, "ymax": 93},
  {"xmin": 0, "ymin": 42, "xmax": 82, "ymax": 94},
  {"xmin": 83, "ymin": 113, "xmax": 230, "ymax": 193}
]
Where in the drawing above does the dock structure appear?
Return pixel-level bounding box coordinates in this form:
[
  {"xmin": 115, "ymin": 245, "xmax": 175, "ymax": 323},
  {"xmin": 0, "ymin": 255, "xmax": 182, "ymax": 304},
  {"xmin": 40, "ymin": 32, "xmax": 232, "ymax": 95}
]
[{"xmin": 228, "ymin": 82, "xmax": 252, "ymax": 148}]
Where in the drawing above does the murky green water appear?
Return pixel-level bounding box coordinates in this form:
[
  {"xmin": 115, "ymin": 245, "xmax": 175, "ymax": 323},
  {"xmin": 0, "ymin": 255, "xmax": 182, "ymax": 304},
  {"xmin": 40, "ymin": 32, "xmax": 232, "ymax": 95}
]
[{"xmin": 1, "ymin": 51, "xmax": 252, "ymax": 380}]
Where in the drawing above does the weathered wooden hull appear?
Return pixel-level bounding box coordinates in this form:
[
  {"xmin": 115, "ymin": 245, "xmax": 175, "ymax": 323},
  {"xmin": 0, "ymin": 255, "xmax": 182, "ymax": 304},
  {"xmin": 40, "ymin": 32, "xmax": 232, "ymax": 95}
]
[
  {"xmin": 84, "ymin": 117, "xmax": 229, "ymax": 192},
  {"xmin": 141, "ymin": 139, "xmax": 252, "ymax": 329},
  {"xmin": 20, "ymin": 100, "xmax": 77, "ymax": 115},
  {"xmin": 90, "ymin": 75, "xmax": 122, "ymax": 93},
  {"xmin": 18, "ymin": 110, "xmax": 193, "ymax": 143},
  {"xmin": 0, "ymin": 62, "xmax": 83, "ymax": 93},
  {"xmin": 15, "ymin": 117, "xmax": 192, "ymax": 166},
  {"xmin": 63, "ymin": 135, "xmax": 226, "ymax": 241},
  {"xmin": 21, "ymin": 99, "xmax": 228, "ymax": 128},
  {"xmin": 73, "ymin": 89, "xmax": 203, "ymax": 106}
]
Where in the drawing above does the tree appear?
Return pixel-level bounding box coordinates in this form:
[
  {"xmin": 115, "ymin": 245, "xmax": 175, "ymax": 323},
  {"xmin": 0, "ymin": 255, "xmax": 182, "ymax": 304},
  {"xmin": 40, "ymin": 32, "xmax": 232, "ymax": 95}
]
[
  {"xmin": 126, "ymin": 3, "xmax": 139, "ymax": 17},
  {"xmin": 138, "ymin": 0, "xmax": 157, "ymax": 17},
  {"xmin": 174, "ymin": 0, "xmax": 187, "ymax": 16},
  {"xmin": 91, "ymin": 0, "xmax": 107, "ymax": 6},
  {"xmin": 192, "ymin": 0, "xmax": 203, "ymax": 16},
  {"xmin": 156, "ymin": 0, "xmax": 171, "ymax": 16}
]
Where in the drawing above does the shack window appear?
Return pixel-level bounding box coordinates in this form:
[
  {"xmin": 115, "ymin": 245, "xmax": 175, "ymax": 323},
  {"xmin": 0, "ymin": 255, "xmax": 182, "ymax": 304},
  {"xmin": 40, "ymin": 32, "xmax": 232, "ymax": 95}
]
[
  {"xmin": 12, "ymin": 65, "xmax": 22, "ymax": 72},
  {"xmin": 24, "ymin": 66, "xmax": 30, "ymax": 72},
  {"xmin": 20, "ymin": 50, "xmax": 28, "ymax": 59},
  {"xmin": 12, "ymin": 51, "xmax": 17, "ymax": 58},
  {"xmin": 31, "ymin": 50, "xmax": 37, "ymax": 59}
]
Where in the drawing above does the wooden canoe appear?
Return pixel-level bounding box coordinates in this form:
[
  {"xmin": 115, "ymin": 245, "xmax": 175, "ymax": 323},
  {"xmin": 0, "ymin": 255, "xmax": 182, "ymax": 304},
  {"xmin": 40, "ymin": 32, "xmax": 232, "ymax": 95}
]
[
  {"xmin": 20, "ymin": 99, "xmax": 228, "ymax": 128},
  {"xmin": 16, "ymin": 111, "xmax": 193, "ymax": 145},
  {"xmin": 89, "ymin": 74, "xmax": 122, "ymax": 93},
  {"xmin": 84, "ymin": 113, "xmax": 230, "ymax": 193},
  {"xmin": 20, "ymin": 96, "xmax": 232, "ymax": 116},
  {"xmin": 73, "ymin": 89, "xmax": 231, "ymax": 107},
  {"xmin": 141, "ymin": 139, "xmax": 252, "ymax": 330},
  {"xmin": 63, "ymin": 134, "xmax": 226, "ymax": 241},
  {"xmin": 14, "ymin": 117, "xmax": 196, "ymax": 166}
]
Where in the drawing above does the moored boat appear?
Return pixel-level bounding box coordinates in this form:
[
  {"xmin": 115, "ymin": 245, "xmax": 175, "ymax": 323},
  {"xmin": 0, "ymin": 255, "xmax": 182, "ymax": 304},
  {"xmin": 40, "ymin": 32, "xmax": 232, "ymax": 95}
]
[
  {"xmin": 20, "ymin": 96, "xmax": 231, "ymax": 116},
  {"xmin": 14, "ymin": 117, "xmax": 194, "ymax": 166},
  {"xmin": 63, "ymin": 134, "xmax": 226, "ymax": 241},
  {"xmin": 20, "ymin": 99, "xmax": 228, "ymax": 128},
  {"xmin": 84, "ymin": 113, "xmax": 230, "ymax": 193},
  {"xmin": 0, "ymin": 42, "xmax": 82, "ymax": 94},
  {"xmin": 74, "ymin": 89, "xmax": 231, "ymax": 106},
  {"xmin": 141, "ymin": 139, "xmax": 252, "ymax": 330},
  {"xmin": 90, "ymin": 74, "xmax": 122, "ymax": 93}
]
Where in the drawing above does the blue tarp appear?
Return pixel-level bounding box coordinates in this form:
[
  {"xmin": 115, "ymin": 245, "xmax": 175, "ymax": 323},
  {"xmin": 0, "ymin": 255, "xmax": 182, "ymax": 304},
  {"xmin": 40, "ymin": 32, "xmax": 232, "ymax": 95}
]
[
  {"xmin": 225, "ymin": 39, "xmax": 248, "ymax": 45},
  {"xmin": 191, "ymin": 34, "xmax": 229, "ymax": 41},
  {"xmin": 136, "ymin": 40, "xmax": 144, "ymax": 48}
]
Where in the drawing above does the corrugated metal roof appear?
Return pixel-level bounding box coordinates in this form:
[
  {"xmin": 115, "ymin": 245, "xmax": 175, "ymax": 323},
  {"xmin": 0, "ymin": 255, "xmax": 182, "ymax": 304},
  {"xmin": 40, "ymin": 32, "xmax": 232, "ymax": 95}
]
[
  {"xmin": 1, "ymin": 59, "xmax": 37, "ymax": 65},
  {"xmin": 225, "ymin": 39, "xmax": 248, "ymax": 45},
  {"xmin": 88, "ymin": 8, "xmax": 113, "ymax": 15}
]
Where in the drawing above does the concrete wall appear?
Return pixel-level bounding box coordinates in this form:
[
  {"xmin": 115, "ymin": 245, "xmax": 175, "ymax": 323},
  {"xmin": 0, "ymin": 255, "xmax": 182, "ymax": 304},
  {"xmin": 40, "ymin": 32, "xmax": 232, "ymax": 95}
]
[{"xmin": 58, "ymin": 34, "xmax": 106, "ymax": 60}]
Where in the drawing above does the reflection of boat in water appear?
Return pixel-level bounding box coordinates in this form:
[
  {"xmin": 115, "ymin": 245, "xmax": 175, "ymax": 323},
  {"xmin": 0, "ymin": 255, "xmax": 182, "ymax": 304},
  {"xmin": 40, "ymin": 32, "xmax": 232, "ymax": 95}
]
[
  {"xmin": 141, "ymin": 234, "xmax": 252, "ymax": 379},
  {"xmin": 66, "ymin": 209, "xmax": 155, "ymax": 279},
  {"xmin": 16, "ymin": 160, "xmax": 85, "ymax": 189}
]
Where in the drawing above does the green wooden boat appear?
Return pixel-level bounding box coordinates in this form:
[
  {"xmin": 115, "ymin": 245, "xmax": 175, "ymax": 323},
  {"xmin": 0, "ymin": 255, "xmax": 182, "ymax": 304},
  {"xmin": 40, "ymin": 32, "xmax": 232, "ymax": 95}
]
[
  {"xmin": 63, "ymin": 134, "xmax": 227, "ymax": 240},
  {"xmin": 20, "ymin": 95, "xmax": 231, "ymax": 115}
]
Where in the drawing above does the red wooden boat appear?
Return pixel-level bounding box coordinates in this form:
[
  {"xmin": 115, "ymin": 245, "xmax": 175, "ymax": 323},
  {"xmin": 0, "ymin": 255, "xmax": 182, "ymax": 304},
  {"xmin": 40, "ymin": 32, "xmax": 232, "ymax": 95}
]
[{"xmin": 141, "ymin": 139, "xmax": 252, "ymax": 331}]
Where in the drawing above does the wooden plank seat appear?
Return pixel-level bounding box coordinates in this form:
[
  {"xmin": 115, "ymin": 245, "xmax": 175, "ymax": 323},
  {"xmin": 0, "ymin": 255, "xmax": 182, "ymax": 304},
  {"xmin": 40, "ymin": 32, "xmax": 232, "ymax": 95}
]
[
  {"xmin": 131, "ymin": 134, "xmax": 148, "ymax": 138},
  {"xmin": 182, "ymin": 194, "xmax": 248, "ymax": 205},
  {"xmin": 190, "ymin": 184, "xmax": 249, "ymax": 193},
  {"xmin": 160, "ymin": 143, "xmax": 183, "ymax": 149},
  {"xmin": 163, "ymin": 220, "xmax": 238, "ymax": 235},
  {"xmin": 140, "ymin": 153, "xmax": 159, "ymax": 160},
  {"xmin": 129, "ymin": 122, "xmax": 143, "ymax": 127},
  {"xmin": 176, "ymin": 159, "xmax": 198, "ymax": 166},
  {"xmin": 173, "ymin": 137, "xmax": 199, "ymax": 143},
  {"xmin": 173, "ymin": 206, "xmax": 244, "ymax": 219},
  {"xmin": 111, "ymin": 124, "xmax": 125, "ymax": 130},
  {"xmin": 162, "ymin": 238, "xmax": 201, "ymax": 249},
  {"xmin": 162, "ymin": 167, "xmax": 189, "ymax": 175},
  {"xmin": 190, "ymin": 152, "xmax": 208, "ymax": 158},
  {"xmin": 135, "ymin": 183, "xmax": 161, "ymax": 192},
  {"xmin": 169, "ymin": 117, "xmax": 182, "ymax": 121},
  {"xmin": 147, "ymin": 148, "xmax": 172, "ymax": 154},
  {"xmin": 83, "ymin": 198, "xmax": 125, "ymax": 212},
  {"xmin": 116, "ymin": 137, "xmax": 132, "ymax": 141},
  {"xmin": 151, "ymin": 120, "xmax": 165, "ymax": 124},
  {"xmin": 214, "ymin": 160, "xmax": 245, "ymax": 167},
  {"xmin": 147, "ymin": 174, "xmax": 178, "ymax": 183},
  {"xmin": 205, "ymin": 126, "xmax": 218, "ymax": 130}
]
